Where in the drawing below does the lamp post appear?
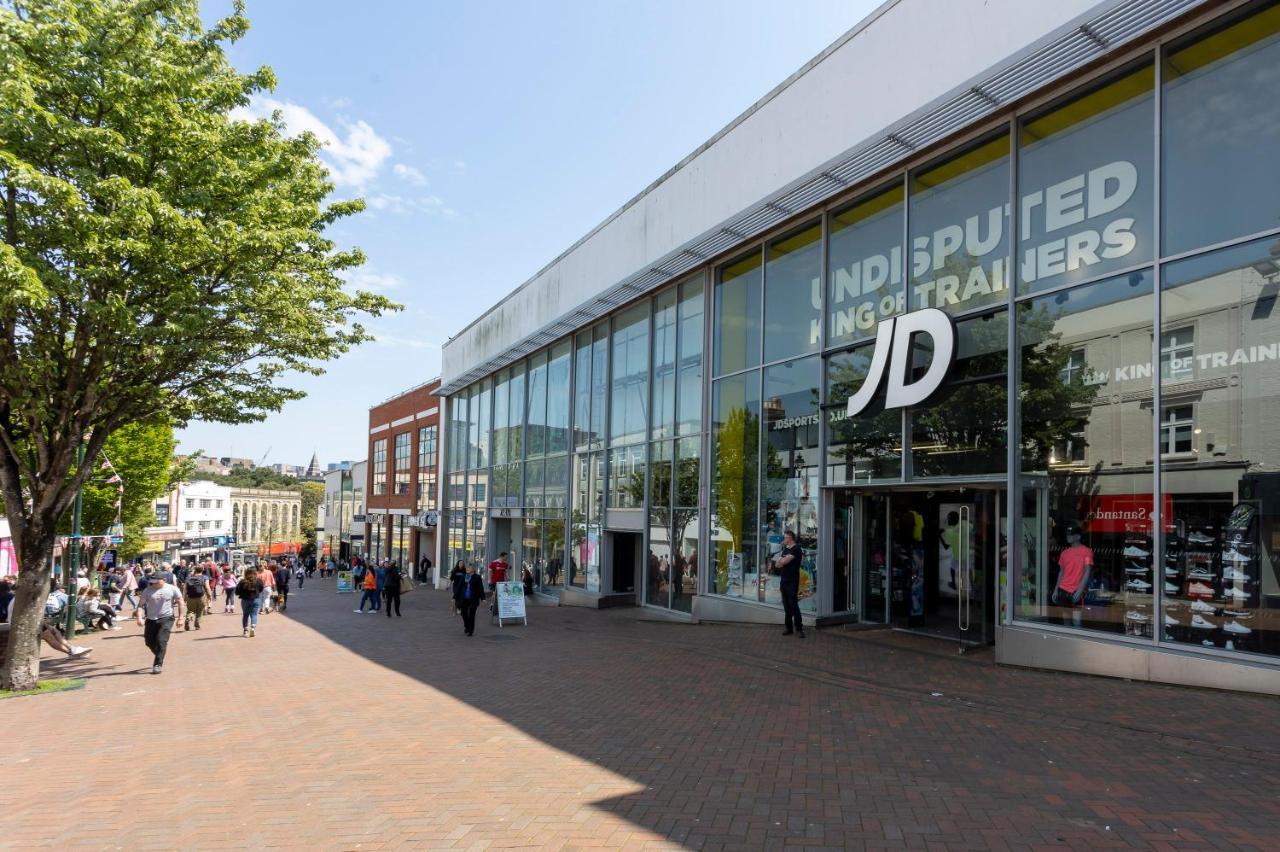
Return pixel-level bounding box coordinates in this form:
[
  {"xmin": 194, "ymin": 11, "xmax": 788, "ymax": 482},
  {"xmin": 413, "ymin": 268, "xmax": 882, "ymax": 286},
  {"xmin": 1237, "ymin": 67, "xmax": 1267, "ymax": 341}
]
[{"xmin": 64, "ymin": 443, "xmax": 86, "ymax": 638}]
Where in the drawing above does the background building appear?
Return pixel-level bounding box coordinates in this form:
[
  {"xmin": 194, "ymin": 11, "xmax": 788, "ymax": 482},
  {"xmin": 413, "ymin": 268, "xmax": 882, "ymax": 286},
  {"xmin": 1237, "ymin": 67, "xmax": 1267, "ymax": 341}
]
[
  {"xmin": 366, "ymin": 380, "xmax": 441, "ymax": 574},
  {"xmin": 144, "ymin": 479, "xmax": 233, "ymax": 561},
  {"xmin": 435, "ymin": 0, "xmax": 1280, "ymax": 693},
  {"xmin": 321, "ymin": 460, "xmax": 367, "ymax": 563},
  {"xmin": 230, "ymin": 487, "xmax": 303, "ymax": 558}
]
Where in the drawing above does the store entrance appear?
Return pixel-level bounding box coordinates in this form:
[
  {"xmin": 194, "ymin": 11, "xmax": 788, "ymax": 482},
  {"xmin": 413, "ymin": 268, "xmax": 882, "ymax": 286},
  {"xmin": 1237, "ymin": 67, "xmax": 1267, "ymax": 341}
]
[{"xmin": 834, "ymin": 488, "xmax": 1001, "ymax": 647}]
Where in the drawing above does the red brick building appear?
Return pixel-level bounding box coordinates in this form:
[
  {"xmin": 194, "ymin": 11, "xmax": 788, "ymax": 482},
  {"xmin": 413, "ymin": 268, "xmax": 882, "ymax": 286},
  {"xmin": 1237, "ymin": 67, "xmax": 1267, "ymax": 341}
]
[{"xmin": 365, "ymin": 379, "xmax": 441, "ymax": 579}]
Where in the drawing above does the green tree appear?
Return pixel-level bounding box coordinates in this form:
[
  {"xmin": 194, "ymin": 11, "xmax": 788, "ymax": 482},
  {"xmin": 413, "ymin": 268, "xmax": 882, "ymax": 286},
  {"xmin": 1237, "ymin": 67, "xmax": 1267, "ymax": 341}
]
[
  {"xmin": 297, "ymin": 480, "xmax": 324, "ymax": 559},
  {"xmin": 0, "ymin": 1, "xmax": 396, "ymax": 689},
  {"xmin": 711, "ymin": 406, "xmax": 759, "ymax": 594},
  {"xmin": 61, "ymin": 419, "xmax": 192, "ymax": 577},
  {"xmin": 203, "ymin": 465, "xmax": 301, "ymax": 490}
]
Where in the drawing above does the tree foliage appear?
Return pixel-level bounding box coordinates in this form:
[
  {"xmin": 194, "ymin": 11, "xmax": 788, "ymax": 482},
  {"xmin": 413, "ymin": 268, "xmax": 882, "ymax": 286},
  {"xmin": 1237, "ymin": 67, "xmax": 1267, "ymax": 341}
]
[
  {"xmin": 0, "ymin": 0, "xmax": 396, "ymax": 690},
  {"xmin": 202, "ymin": 465, "xmax": 302, "ymax": 491},
  {"xmin": 297, "ymin": 480, "xmax": 324, "ymax": 558}
]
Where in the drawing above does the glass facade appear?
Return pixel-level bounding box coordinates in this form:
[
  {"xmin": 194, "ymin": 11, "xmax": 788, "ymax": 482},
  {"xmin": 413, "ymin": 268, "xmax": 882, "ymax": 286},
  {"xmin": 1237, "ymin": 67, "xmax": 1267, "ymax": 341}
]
[{"xmin": 438, "ymin": 1, "xmax": 1280, "ymax": 667}]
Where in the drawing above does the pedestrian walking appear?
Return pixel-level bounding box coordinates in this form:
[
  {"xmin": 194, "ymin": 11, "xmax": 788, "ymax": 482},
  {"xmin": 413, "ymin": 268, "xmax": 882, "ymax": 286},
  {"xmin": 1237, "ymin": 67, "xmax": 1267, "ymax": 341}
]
[
  {"xmin": 295, "ymin": 562, "xmax": 305, "ymax": 590},
  {"xmin": 383, "ymin": 564, "xmax": 403, "ymax": 618},
  {"xmin": 274, "ymin": 562, "xmax": 290, "ymax": 612},
  {"xmin": 259, "ymin": 561, "xmax": 276, "ymax": 614},
  {"xmin": 183, "ymin": 567, "xmax": 210, "ymax": 630},
  {"xmin": 771, "ymin": 529, "xmax": 805, "ymax": 639},
  {"xmin": 120, "ymin": 565, "xmax": 139, "ymax": 614},
  {"xmin": 448, "ymin": 560, "xmax": 466, "ymax": 615},
  {"xmin": 235, "ymin": 567, "xmax": 265, "ymax": 637},
  {"xmin": 356, "ymin": 565, "xmax": 378, "ymax": 613},
  {"xmin": 135, "ymin": 573, "xmax": 182, "ymax": 674},
  {"xmin": 220, "ymin": 566, "xmax": 237, "ymax": 612},
  {"xmin": 453, "ymin": 562, "xmax": 485, "ymax": 636}
]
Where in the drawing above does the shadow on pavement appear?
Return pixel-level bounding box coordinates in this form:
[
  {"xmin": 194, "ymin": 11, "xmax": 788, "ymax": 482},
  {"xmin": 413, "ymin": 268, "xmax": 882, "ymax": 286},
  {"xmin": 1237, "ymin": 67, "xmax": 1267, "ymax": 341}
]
[{"xmin": 277, "ymin": 581, "xmax": 1280, "ymax": 848}]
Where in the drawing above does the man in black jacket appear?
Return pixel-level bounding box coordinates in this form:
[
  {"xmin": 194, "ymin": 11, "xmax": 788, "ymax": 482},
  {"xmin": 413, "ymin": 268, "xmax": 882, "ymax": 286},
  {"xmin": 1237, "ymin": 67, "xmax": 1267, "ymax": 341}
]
[
  {"xmin": 452, "ymin": 563, "xmax": 485, "ymax": 636},
  {"xmin": 772, "ymin": 530, "xmax": 806, "ymax": 639}
]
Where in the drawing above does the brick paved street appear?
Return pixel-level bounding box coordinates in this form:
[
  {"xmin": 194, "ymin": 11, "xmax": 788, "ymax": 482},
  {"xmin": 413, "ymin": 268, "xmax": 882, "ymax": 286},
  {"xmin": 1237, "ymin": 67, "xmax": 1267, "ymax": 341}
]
[{"xmin": 6, "ymin": 579, "xmax": 1280, "ymax": 850}]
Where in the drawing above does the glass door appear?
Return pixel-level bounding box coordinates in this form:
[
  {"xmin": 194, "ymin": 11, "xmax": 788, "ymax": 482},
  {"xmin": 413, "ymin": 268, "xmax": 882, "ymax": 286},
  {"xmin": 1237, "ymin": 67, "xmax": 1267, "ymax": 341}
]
[{"xmin": 860, "ymin": 494, "xmax": 889, "ymax": 623}]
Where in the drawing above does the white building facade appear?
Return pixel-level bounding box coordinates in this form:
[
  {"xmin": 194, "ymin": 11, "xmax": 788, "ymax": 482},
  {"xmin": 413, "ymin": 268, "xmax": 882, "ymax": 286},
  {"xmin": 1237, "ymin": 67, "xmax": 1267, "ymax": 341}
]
[{"xmin": 437, "ymin": 0, "xmax": 1280, "ymax": 693}]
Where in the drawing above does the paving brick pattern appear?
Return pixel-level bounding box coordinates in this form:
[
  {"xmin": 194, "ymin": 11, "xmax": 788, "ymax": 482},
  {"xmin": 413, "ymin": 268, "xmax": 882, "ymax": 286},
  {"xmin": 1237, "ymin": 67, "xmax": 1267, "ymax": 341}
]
[{"xmin": 4, "ymin": 581, "xmax": 1280, "ymax": 850}]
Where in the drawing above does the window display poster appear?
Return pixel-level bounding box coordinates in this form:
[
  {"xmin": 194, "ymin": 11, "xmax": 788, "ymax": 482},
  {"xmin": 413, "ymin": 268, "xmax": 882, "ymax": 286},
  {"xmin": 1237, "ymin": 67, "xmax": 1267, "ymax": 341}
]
[{"xmin": 937, "ymin": 503, "xmax": 973, "ymax": 600}]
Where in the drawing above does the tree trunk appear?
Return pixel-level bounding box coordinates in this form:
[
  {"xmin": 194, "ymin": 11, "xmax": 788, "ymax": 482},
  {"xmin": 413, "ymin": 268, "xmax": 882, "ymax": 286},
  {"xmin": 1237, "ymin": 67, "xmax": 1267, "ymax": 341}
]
[{"xmin": 1, "ymin": 536, "xmax": 54, "ymax": 691}]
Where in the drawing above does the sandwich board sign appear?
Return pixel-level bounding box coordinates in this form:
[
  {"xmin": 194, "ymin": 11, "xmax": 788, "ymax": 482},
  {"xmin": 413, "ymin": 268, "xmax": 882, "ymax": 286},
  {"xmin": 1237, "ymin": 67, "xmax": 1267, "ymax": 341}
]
[{"xmin": 495, "ymin": 581, "xmax": 527, "ymax": 627}]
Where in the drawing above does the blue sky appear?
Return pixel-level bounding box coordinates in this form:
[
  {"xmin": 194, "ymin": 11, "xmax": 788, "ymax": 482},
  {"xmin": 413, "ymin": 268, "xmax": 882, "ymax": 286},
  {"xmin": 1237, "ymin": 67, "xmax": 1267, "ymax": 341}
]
[{"xmin": 181, "ymin": 0, "xmax": 879, "ymax": 468}]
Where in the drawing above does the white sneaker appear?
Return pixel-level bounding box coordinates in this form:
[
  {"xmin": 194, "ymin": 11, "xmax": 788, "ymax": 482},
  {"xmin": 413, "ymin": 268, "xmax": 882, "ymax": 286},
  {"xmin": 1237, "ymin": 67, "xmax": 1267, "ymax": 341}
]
[
  {"xmin": 68, "ymin": 645, "xmax": 92, "ymax": 657},
  {"xmin": 1191, "ymin": 599, "xmax": 1215, "ymax": 613},
  {"xmin": 354, "ymin": 609, "xmax": 363, "ymax": 613},
  {"xmin": 1222, "ymin": 549, "xmax": 1251, "ymax": 563},
  {"xmin": 1187, "ymin": 568, "xmax": 1213, "ymax": 580},
  {"xmin": 1187, "ymin": 582, "xmax": 1213, "ymax": 596},
  {"xmin": 1123, "ymin": 545, "xmax": 1150, "ymax": 558},
  {"xmin": 1223, "ymin": 587, "xmax": 1248, "ymax": 600},
  {"xmin": 1223, "ymin": 620, "xmax": 1252, "ymax": 635},
  {"xmin": 1191, "ymin": 614, "xmax": 1215, "ymax": 630},
  {"xmin": 1125, "ymin": 565, "xmax": 1148, "ymax": 575},
  {"xmin": 1126, "ymin": 579, "xmax": 1152, "ymax": 592},
  {"xmin": 1187, "ymin": 532, "xmax": 1214, "ymax": 545},
  {"xmin": 1165, "ymin": 566, "xmax": 1180, "ymax": 577},
  {"xmin": 1223, "ymin": 567, "xmax": 1250, "ymax": 582},
  {"xmin": 1165, "ymin": 582, "xmax": 1179, "ymax": 595},
  {"xmin": 1164, "ymin": 613, "xmax": 1180, "ymax": 627},
  {"xmin": 1125, "ymin": 610, "xmax": 1150, "ymax": 623}
]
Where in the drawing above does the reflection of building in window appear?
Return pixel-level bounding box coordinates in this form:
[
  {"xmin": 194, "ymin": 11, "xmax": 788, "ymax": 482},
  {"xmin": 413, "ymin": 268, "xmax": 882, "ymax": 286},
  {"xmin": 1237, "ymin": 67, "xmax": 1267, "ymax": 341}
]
[
  {"xmin": 1050, "ymin": 428, "xmax": 1087, "ymax": 467},
  {"xmin": 472, "ymin": 484, "xmax": 486, "ymax": 503},
  {"xmin": 394, "ymin": 432, "xmax": 411, "ymax": 496},
  {"xmin": 1160, "ymin": 327, "xmax": 1194, "ymax": 381},
  {"xmin": 1160, "ymin": 405, "xmax": 1194, "ymax": 455},
  {"xmin": 1059, "ymin": 348, "xmax": 1087, "ymax": 385}
]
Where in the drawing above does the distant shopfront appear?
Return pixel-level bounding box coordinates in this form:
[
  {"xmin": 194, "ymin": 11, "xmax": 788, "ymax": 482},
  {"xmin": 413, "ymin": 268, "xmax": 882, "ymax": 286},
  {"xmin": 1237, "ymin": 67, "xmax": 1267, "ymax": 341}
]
[{"xmin": 438, "ymin": 1, "xmax": 1280, "ymax": 692}]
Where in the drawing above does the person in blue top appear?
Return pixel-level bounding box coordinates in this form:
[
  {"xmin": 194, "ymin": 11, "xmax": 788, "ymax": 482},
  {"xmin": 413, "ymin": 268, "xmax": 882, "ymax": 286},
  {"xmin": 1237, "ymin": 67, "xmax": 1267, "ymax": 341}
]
[{"xmin": 452, "ymin": 563, "xmax": 486, "ymax": 636}]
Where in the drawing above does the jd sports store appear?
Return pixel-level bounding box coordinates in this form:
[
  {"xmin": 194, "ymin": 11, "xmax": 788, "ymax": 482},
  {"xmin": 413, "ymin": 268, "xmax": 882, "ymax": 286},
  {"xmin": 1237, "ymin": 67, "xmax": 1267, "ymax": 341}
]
[{"xmin": 438, "ymin": 0, "xmax": 1280, "ymax": 693}]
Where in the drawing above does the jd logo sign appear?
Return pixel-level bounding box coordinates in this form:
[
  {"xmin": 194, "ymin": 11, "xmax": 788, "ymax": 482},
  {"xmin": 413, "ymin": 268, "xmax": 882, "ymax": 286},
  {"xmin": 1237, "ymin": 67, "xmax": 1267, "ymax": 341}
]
[{"xmin": 846, "ymin": 308, "xmax": 956, "ymax": 417}]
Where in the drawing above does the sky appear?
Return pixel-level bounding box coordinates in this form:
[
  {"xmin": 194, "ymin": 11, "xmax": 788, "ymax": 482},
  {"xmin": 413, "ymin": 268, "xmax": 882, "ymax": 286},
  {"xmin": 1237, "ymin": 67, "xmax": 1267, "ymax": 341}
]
[{"xmin": 180, "ymin": 0, "xmax": 881, "ymax": 468}]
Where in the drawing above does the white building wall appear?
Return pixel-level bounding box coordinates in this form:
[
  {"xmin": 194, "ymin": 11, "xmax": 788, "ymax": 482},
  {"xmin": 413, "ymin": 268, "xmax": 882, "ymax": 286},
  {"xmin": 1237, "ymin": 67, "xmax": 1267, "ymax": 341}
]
[
  {"xmin": 175, "ymin": 481, "xmax": 232, "ymax": 539},
  {"xmin": 441, "ymin": 0, "xmax": 1119, "ymax": 384}
]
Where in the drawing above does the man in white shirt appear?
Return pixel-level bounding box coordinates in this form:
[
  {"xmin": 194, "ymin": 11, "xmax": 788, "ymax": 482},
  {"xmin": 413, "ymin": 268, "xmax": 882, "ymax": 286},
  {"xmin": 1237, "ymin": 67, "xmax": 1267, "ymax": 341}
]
[{"xmin": 136, "ymin": 574, "xmax": 182, "ymax": 674}]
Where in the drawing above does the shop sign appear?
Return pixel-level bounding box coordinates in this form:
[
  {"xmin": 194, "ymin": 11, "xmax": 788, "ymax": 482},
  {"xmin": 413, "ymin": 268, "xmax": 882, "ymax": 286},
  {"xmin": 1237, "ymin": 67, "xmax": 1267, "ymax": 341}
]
[
  {"xmin": 846, "ymin": 308, "xmax": 956, "ymax": 416},
  {"xmin": 336, "ymin": 570, "xmax": 354, "ymax": 593},
  {"xmin": 828, "ymin": 160, "xmax": 1141, "ymax": 338},
  {"xmin": 1088, "ymin": 494, "xmax": 1174, "ymax": 534}
]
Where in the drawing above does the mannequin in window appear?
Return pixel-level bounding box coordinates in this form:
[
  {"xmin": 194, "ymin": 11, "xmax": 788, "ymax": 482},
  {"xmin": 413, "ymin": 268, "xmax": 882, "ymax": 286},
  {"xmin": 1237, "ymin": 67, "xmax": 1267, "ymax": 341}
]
[{"xmin": 1052, "ymin": 526, "xmax": 1093, "ymax": 627}]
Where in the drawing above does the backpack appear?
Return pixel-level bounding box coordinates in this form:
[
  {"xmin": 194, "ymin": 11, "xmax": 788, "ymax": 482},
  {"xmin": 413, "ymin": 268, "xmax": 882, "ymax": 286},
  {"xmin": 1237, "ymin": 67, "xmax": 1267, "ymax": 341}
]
[
  {"xmin": 185, "ymin": 576, "xmax": 206, "ymax": 597},
  {"xmin": 44, "ymin": 593, "xmax": 67, "ymax": 618}
]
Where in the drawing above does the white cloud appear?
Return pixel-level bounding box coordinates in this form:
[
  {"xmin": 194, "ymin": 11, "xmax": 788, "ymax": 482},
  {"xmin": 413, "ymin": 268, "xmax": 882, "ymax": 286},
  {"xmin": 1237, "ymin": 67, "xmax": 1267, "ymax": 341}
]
[
  {"xmin": 344, "ymin": 267, "xmax": 403, "ymax": 292},
  {"xmin": 366, "ymin": 193, "xmax": 456, "ymax": 218},
  {"xmin": 369, "ymin": 328, "xmax": 440, "ymax": 350},
  {"xmin": 231, "ymin": 96, "xmax": 391, "ymax": 190},
  {"xmin": 392, "ymin": 163, "xmax": 427, "ymax": 186}
]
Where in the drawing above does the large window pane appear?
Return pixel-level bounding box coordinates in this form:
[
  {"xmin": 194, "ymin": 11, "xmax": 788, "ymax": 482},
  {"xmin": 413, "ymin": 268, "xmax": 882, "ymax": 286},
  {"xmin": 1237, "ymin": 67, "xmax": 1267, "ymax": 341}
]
[
  {"xmin": 652, "ymin": 289, "xmax": 677, "ymax": 440},
  {"xmin": 526, "ymin": 352, "xmax": 548, "ymax": 457},
  {"xmin": 909, "ymin": 310, "xmax": 1008, "ymax": 477},
  {"xmin": 714, "ymin": 252, "xmax": 762, "ymax": 375},
  {"xmin": 590, "ymin": 323, "xmax": 608, "ymax": 449},
  {"xmin": 508, "ymin": 363, "xmax": 525, "ymax": 461},
  {"xmin": 672, "ymin": 435, "xmax": 701, "ymax": 613},
  {"xmin": 607, "ymin": 444, "xmax": 646, "ymax": 509},
  {"xmin": 570, "ymin": 452, "xmax": 601, "ymax": 591},
  {"xmin": 711, "ymin": 373, "xmax": 761, "ymax": 601},
  {"xmin": 764, "ymin": 222, "xmax": 822, "ymax": 362},
  {"xmin": 647, "ymin": 441, "xmax": 673, "ymax": 609},
  {"xmin": 1161, "ymin": 235, "xmax": 1280, "ymax": 658},
  {"xmin": 491, "ymin": 368, "xmax": 510, "ymax": 465},
  {"xmin": 573, "ymin": 331, "xmax": 592, "ymax": 451},
  {"xmin": 824, "ymin": 346, "xmax": 902, "ymax": 483},
  {"xmin": 910, "ymin": 135, "xmax": 1009, "ymax": 314},
  {"xmin": 1019, "ymin": 64, "xmax": 1154, "ymax": 293},
  {"xmin": 547, "ymin": 341, "xmax": 571, "ymax": 455},
  {"xmin": 763, "ymin": 356, "xmax": 821, "ymax": 611},
  {"xmin": 610, "ymin": 302, "xmax": 650, "ymax": 446},
  {"xmin": 544, "ymin": 453, "xmax": 568, "ymax": 510},
  {"xmin": 1163, "ymin": 4, "xmax": 1280, "ymax": 256},
  {"xmin": 827, "ymin": 182, "xmax": 904, "ymax": 349},
  {"xmin": 677, "ymin": 279, "xmax": 705, "ymax": 436},
  {"xmin": 470, "ymin": 380, "xmax": 490, "ymax": 470},
  {"xmin": 1016, "ymin": 270, "xmax": 1154, "ymax": 638},
  {"xmin": 447, "ymin": 394, "xmax": 468, "ymax": 472}
]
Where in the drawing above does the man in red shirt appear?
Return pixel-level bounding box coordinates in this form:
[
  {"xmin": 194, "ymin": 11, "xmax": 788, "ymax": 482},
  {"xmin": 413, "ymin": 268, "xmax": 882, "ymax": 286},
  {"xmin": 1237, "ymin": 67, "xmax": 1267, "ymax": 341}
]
[{"xmin": 487, "ymin": 552, "xmax": 509, "ymax": 615}]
